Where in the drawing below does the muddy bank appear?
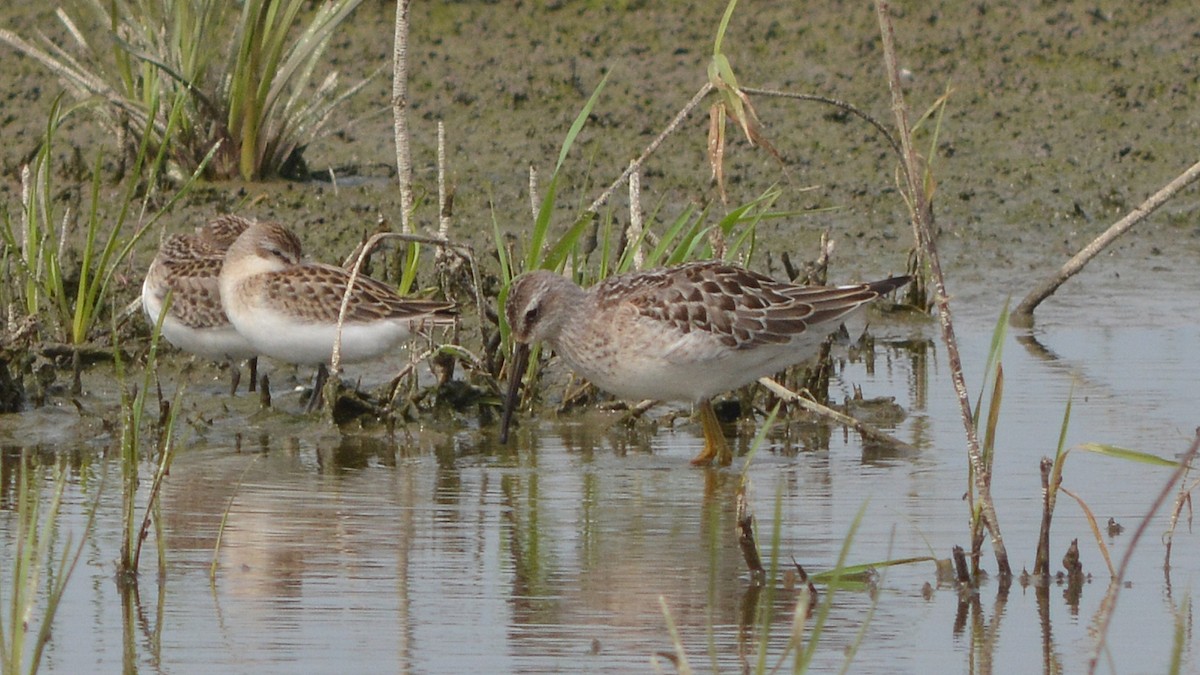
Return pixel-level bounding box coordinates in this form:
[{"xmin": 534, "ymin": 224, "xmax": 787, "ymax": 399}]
[{"xmin": 1, "ymin": 1, "xmax": 1197, "ymax": 337}]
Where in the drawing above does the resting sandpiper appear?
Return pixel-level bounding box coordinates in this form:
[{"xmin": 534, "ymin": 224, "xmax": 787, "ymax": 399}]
[
  {"xmin": 218, "ymin": 220, "xmax": 456, "ymax": 410},
  {"xmin": 142, "ymin": 214, "xmax": 259, "ymax": 393},
  {"xmin": 501, "ymin": 261, "xmax": 909, "ymax": 465}
]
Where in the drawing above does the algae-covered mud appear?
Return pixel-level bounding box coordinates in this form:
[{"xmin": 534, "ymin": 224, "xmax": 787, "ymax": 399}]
[
  {"xmin": 2, "ymin": 1, "xmax": 1196, "ymax": 312},
  {"xmin": 1, "ymin": 1, "xmax": 1198, "ymax": 673}
]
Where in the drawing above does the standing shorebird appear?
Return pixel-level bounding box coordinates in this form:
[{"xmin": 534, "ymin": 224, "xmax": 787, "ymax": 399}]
[
  {"xmin": 218, "ymin": 220, "xmax": 457, "ymax": 411},
  {"xmin": 501, "ymin": 261, "xmax": 909, "ymax": 466},
  {"xmin": 142, "ymin": 214, "xmax": 259, "ymax": 394}
]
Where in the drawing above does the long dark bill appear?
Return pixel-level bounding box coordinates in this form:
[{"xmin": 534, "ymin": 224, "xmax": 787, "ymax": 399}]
[{"xmin": 499, "ymin": 342, "xmax": 530, "ymax": 444}]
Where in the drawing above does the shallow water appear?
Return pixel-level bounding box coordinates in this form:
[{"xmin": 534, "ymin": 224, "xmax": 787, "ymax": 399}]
[{"xmin": 2, "ymin": 298, "xmax": 1197, "ymax": 674}]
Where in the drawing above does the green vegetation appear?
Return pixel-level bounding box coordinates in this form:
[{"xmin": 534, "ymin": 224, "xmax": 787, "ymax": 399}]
[
  {"xmin": 0, "ymin": 457, "xmax": 98, "ymax": 675},
  {"xmin": 115, "ymin": 300, "xmax": 181, "ymax": 582},
  {"xmin": 1, "ymin": 95, "xmax": 214, "ymax": 347},
  {"xmin": 0, "ymin": 0, "xmax": 368, "ymax": 180}
]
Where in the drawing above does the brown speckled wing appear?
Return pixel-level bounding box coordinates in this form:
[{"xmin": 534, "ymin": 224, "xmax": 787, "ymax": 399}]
[
  {"xmin": 155, "ymin": 253, "xmax": 229, "ymax": 329},
  {"xmin": 776, "ymin": 282, "xmax": 894, "ymax": 327},
  {"xmin": 260, "ymin": 263, "xmax": 455, "ymax": 324},
  {"xmin": 155, "ymin": 233, "xmax": 211, "ymax": 261},
  {"xmin": 606, "ymin": 261, "xmax": 900, "ymax": 350},
  {"xmin": 197, "ymin": 215, "xmax": 252, "ymax": 248}
]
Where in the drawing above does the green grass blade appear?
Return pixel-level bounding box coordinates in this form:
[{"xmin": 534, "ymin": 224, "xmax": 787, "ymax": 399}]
[
  {"xmin": 398, "ymin": 242, "xmax": 420, "ymax": 295},
  {"xmin": 524, "ymin": 176, "xmax": 560, "ymax": 271},
  {"xmin": 491, "ymin": 204, "xmax": 512, "ymax": 283},
  {"xmin": 658, "ymin": 596, "xmax": 693, "ymax": 674},
  {"xmin": 712, "ymin": 0, "xmax": 739, "ymax": 55},
  {"xmin": 643, "ymin": 203, "xmax": 701, "ymax": 268},
  {"xmin": 797, "ymin": 499, "xmax": 869, "ymax": 672},
  {"xmin": 663, "ymin": 222, "xmax": 713, "ymax": 266},
  {"xmin": 1052, "ymin": 387, "xmax": 1073, "ymax": 467},
  {"xmin": 70, "ymin": 152, "xmax": 105, "ymax": 344},
  {"xmin": 980, "ymin": 363, "xmax": 1003, "ymax": 471},
  {"xmin": 754, "ymin": 484, "xmax": 786, "ymax": 674},
  {"xmin": 523, "ymin": 74, "xmax": 610, "ymax": 272},
  {"xmin": 555, "ymin": 72, "xmax": 609, "ymax": 175},
  {"xmin": 541, "ymin": 213, "xmax": 594, "ymax": 272},
  {"xmin": 809, "ymin": 556, "xmax": 937, "ymax": 584},
  {"xmin": 1169, "ymin": 593, "xmax": 1189, "ymax": 675},
  {"xmin": 972, "ymin": 299, "xmax": 1009, "ymax": 426},
  {"xmin": 1076, "ymin": 443, "xmax": 1178, "ymax": 467}
]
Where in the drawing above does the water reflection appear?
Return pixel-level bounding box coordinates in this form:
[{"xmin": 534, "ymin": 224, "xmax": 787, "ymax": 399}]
[{"xmin": 1, "ymin": 323, "xmax": 1198, "ymax": 672}]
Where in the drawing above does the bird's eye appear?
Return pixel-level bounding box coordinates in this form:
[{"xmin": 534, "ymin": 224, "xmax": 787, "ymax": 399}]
[{"xmin": 523, "ymin": 305, "xmax": 540, "ymax": 328}]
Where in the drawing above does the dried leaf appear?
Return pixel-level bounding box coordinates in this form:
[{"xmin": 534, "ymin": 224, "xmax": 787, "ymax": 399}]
[{"xmin": 707, "ymin": 102, "xmax": 727, "ymax": 203}]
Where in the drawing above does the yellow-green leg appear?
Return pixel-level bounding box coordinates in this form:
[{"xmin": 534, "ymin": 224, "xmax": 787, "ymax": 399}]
[{"xmin": 690, "ymin": 399, "xmax": 732, "ymax": 466}]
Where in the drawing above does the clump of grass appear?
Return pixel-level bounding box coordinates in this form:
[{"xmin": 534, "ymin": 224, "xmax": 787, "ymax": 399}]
[
  {"xmin": 489, "ymin": 74, "xmax": 607, "ymax": 409},
  {"xmin": 0, "ymin": 95, "xmax": 215, "ymax": 352},
  {"xmin": 0, "ymin": 454, "xmax": 99, "ymax": 674},
  {"xmin": 0, "ymin": 0, "xmax": 369, "ymax": 180}
]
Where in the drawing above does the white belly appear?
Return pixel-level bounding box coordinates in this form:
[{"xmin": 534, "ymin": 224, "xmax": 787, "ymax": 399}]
[
  {"xmin": 228, "ymin": 305, "xmax": 414, "ymax": 366},
  {"xmin": 555, "ymin": 313, "xmax": 833, "ymax": 403},
  {"xmin": 142, "ymin": 279, "xmax": 256, "ymax": 361}
]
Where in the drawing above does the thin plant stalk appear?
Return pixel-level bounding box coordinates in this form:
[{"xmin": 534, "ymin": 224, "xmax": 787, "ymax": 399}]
[
  {"xmin": 586, "ymin": 83, "xmax": 713, "ymax": 216},
  {"xmin": 115, "ymin": 288, "xmax": 171, "ymax": 580},
  {"xmin": 329, "ymin": 231, "xmax": 475, "ymax": 375},
  {"xmin": 437, "ymin": 121, "xmax": 450, "ymax": 240},
  {"xmin": 756, "ymin": 376, "xmax": 915, "ymax": 453},
  {"xmin": 1163, "ymin": 474, "xmax": 1199, "ymax": 570},
  {"xmin": 210, "ymin": 456, "xmax": 261, "ymax": 582},
  {"xmin": 1056, "ymin": 486, "xmax": 1115, "ymax": 577},
  {"xmin": 1168, "ymin": 594, "xmax": 1189, "ymax": 675},
  {"xmin": 752, "ymin": 486, "xmax": 785, "ymax": 673},
  {"xmin": 1087, "ymin": 432, "xmax": 1200, "ymax": 674},
  {"xmin": 874, "ymin": 0, "xmax": 1011, "ymax": 582},
  {"xmin": 657, "ymin": 596, "xmax": 694, "ymax": 675},
  {"xmin": 391, "ymin": 0, "xmax": 414, "ymax": 231},
  {"xmin": 969, "ymin": 349, "xmax": 1004, "ymax": 577},
  {"xmin": 741, "ymin": 86, "xmax": 901, "ymax": 159},
  {"xmin": 1035, "ymin": 391, "xmax": 1072, "ymax": 577},
  {"xmin": 136, "ymin": 387, "xmax": 182, "ymax": 576},
  {"xmin": 626, "ymin": 162, "xmax": 644, "ymax": 270}
]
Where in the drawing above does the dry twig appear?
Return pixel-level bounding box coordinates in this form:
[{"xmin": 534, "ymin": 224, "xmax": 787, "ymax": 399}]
[{"xmin": 1012, "ymin": 158, "xmax": 1200, "ymax": 326}]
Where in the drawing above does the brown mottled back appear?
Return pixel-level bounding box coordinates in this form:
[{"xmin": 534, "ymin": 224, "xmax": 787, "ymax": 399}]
[{"xmin": 599, "ymin": 261, "xmax": 905, "ymax": 349}]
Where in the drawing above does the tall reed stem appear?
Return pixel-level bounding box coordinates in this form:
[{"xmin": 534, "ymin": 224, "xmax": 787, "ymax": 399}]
[
  {"xmin": 391, "ymin": 0, "xmax": 414, "ymax": 232},
  {"xmin": 874, "ymin": 0, "xmax": 1012, "ymax": 582}
]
